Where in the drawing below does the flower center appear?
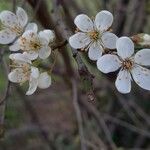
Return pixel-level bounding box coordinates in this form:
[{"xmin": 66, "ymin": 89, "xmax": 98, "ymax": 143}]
[
  {"xmin": 122, "ymin": 59, "xmax": 133, "ymax": 70},
  {"xmin": 10, "ymin": 62, "xmax": 31, "ymax": 83},
  {"xmin": 30, "ymin": 41, "xmax": 41, "ymax": 50},
  {"xmin": 20, "ymin": 37, "xmax": 41, "ymax": 51},
  {"xmin": 88, "ymin": 31, "xmax": 99, "ymax": 41}
]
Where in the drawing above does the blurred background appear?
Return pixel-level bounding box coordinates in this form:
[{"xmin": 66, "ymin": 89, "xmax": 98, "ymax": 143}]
[{"xmin": 0, "ymin": 0, "xmax": 150, "ymax": 149}]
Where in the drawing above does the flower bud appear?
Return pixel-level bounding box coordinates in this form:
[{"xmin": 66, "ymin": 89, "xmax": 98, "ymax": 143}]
[{"xmin": 131, "ymin": 33, "xmax": 150, "ymax": 46}]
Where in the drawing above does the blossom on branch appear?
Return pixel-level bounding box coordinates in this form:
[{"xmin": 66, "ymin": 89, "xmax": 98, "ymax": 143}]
[
  {"xmin": 97, "ymin": 37, "xmax": 150, "ymax": 93},
  {"xmin": 8, "ymin": 53, "xmax": 51, "ymax": 95},
  {"xmin": 69, "ymin": 10, "xmax": 118, "ymax": 61},
  {"xmin": 0, "ymin": 7, "xmax": 37, "ymax": 44},
  {"xmin": 9, "ymin": 29, "xmax": 55, "ymax": 60}
]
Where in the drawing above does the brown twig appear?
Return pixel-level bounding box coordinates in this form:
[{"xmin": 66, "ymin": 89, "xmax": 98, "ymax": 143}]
[
  {"xmin": 71, "ymin": 79, "xmax": 87, "ymax": 150},
  {"xmin": 51, "ymin": 40, "xmax": 68, "ymax": 50},
  {"xmin": 17, "ymin": 87, "xmax": 56, "ymax": 150},
  {"xmin": 80, "ymin": 98, "xmax": 117, "ymax": 149}
]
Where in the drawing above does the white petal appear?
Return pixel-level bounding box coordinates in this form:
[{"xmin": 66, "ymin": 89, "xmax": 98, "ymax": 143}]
[
  {"xmin": 21, "ymin": 30, "xmax": 37, "ymax": 40},
  {"xmin": 0, "ymin": 29, "xmax": 16, "ymax": 44},
  {"xmin": 26, "ymin": 77, "xmax": 38, "ymax": 95},
  {"xmin": 88, "ymin": 42, "xmax": 102, "ymax": 60},
  {"xmin": 25, "ymin": 23, "xmax": 38, "ymax": 32},
  {"xmin": 31, "ymin": 66, "xmax": 39, "ymax": 78},
  {"xmin": 74, "ymin": 14, "xmax": 94, "ymax": 32},
  {"xmin": 8, "ymin": 68, "xmax": 26, "ymax": 83},
  {"xmin": 38, "ymin": 72, "xmax": 51, "ymax": 89},
  {"xmin": 39, "ymin": 30, "xmax": 55, "ymax": 44},
  {"xmin": 101, "ymin": 32, "xmax": 118, "ymax": 49},
  {"xmin": 115, "ymin": 70, "xmax": 131, "ymax": 94},
  {"xmin": 97, "ymin": 54, "xmax": 121, "ymax": 73},
  {"xmin": 0, "ymin": 10, "xmax": 18, "ymax": 27},
  {"xmin": 9, "ymin": 53, "xmax": 31, "ymax": 64},
  {"xmin": 131, "ymin": 65, "xmax": 150, "ymax": 90},
  {"xmin": 16, "ymin": 7, "xmax": 28, "ymax": 27},
  {"xmin": 23, "ymin": 51, "xmax": 38, "ymax": 60},
  {"xmin": 9, "ymin": 40, "xmax": 20, "ymax": 51},
  {"xmin": 134, "ymin": 49, "xmax": 150, "ymax": 66},
  {"xmin": 116, "ymin": 37, "xmax": 134, "ymax": 59},
  {"xmin": 69, "ymin": 32, "xmax": 91, "ymax": 49},
  {"xmin": 95, "ymin": 10, "xmax": 113, "ymax": 31},
  {"xmin": 39, "ymin": 46, "xmax": 51, "ymax": 59}
]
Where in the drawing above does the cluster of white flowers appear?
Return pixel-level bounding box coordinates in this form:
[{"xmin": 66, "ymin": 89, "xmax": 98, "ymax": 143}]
[
  {"xmin": 1, "ymin": 7, "xmax": 150, "ymax": 95},
  {"xmin": 69, "ymin": 10, "xmax": 150, "ymax": 94},
  {"xmin": 0, "ymin": 7, "xmax": 55, "ymax": 95}
]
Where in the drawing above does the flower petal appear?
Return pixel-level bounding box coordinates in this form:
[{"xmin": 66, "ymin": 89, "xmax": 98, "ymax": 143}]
[
  {"xmin": 22, "ymin": 30, "xmax": 37, "ymax": 38},
  {"xmin": 97, "ymin": 54, "xmax": 121, "ymax": 73},
  {"xmin": 69, "ymin": 32, "xmax": 91, "ymax": 49},
  {"xmin": 31, "ymin": 66, "xmax": 39, "ymax": 78},
  {"xmin": 116, "ymin": 37, "xmax": 134, "ymax": 59},
  {"xmin": 25, "ymin": 23, "xmax": 38, "ymax": 32},
  {"xmin": 8, "ymin": 68, "xmax": 26, "ymax": 83},
  {"xmin": 95, "ymin": 10, "xmax": 113, "ymax": 31},
  {"xmin": 16, "ymin": 7, "xmax": 28, "ymax": 27},
  {"xmin": 26, "ymin": 77, "xmax": 38, "ymax": 95},
  {"xmin": 39, "ymin": 46, "xmax": 51, "ymax": 59},
  {"xmin": 131, "ymin": 65, "xmax": 150, "ymax": 90},
  {"xmin": 9, "ymin": 53, "xmax": 31, "ymax": 64},
  {"xmin": 88, "ymin": 42, "xmax": 102, "ymax": 60},
  {"xmin": 0, "ymin": 29, "xmax": 16, "ymax": 44},
  {"xmin": 115, "ymin": 70, "xmax": 131, "ymax": 94},
  {"xmin": 74, "ymin": 14, "xmax": 94, "ymax": 32},
  {"xmin": 38, "ymin": 72, "xmax": 51, "ymax": 89},
  {"xmin": 101, "ymin": 32, "xmax": 118, "ymax": 49},
  {"xmin": 23, "ymin": 51, "xmax": 38, "ymax": 60},
  {"xmin": 134, "ymin": 49, "xmax": 150, "ymax": 66},
  {"xmin": 39, "ymin": 30, "xmax": 55, "ymax": 44},
  {"xmin": 0, "ymin": 10, "xmax": 18, "ymax": 27},
  {"xmin": 9, "ymin": 40, "xmax": 20, "ymax": 51}
]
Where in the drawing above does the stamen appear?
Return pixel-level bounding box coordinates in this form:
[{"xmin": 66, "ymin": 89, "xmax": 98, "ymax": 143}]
[
  {"xmin": 88, "ymin": 31, "xmax": 99, "ymax": 41},
  {"xmin": 122, "ymin": 59, "xmax": 133, "ymax": 70}
]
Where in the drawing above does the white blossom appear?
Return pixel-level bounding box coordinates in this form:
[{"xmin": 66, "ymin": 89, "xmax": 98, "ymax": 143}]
[
  {"xmin": 69, "ymin": 10, "xmax": 118, "ymax": 61},
  {"xmin": 0, "ymin": 7, "xmax": 37, "ymax": 44},
  {"xmin": 8, "ymin": 53, "xmax": 51, "ymax": 95},
  {"xmin": 138, "ymin": 33, "xmax": 150, "ymax": 46},
  {"xmin": 97, "ymin": 37, "xmax": 150, "ymax": 93},
  {"xmin": 9, "ymin": 29, "xmax": 55, "ymax": 60}
]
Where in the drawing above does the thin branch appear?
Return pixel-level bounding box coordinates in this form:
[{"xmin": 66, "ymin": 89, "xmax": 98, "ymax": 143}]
[
  {"xmin": 71, "ymin": 79, "xmax": 87, "ymax": 150},
  {"xmin": 80, "ymin": 99, "xmax": 150, "ymax": 138},
  {"xmin": 17, "ymin": 87, "xmax": 56, "ymax": 150},
  {"xmin": 51, "ymin": 40, "xmax": 68, "ymax": 50},
  {"xmin": 103, "ymin": 113, "xmax": 150, "ymax": 138},
  {"xmin": 80, "ymin": 99, "xmax": 117, "ymax": 149},
  {"xmin": 51, "ymin": 2, "xmax": 95, "ymax": 100}
]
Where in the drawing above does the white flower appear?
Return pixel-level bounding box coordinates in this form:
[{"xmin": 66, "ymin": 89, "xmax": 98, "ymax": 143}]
[
  {"xmin": 8, "ymin": 53, "xmax": 51, "ymax": 95},
  {"xmin": 26, "ymin": 72, "xmax": 51, "ymax": 95},
  {"xmin": 97, "ymin": 36, "xmax": 150, "ymax": 93},
  {"xmin": 0, "ymin": 7, "xmax": 38, "ymax": 44},
  {"xmin": 69, "ymin": 10, "xmax": 118, "ymax": 61},
  {"xmin": 139, "ymin": 34, "xmax": 150, "ymax": 46},
  {"xmin": 9, "ymin": 29, "xmax": 55, "ymax": 60}
]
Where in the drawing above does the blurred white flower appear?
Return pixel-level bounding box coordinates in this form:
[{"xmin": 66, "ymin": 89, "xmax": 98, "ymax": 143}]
[
  {"xmin": 0, "ymin": 7, "xmax": 38, "ymax": 44},
  {"xmin": 132, "ymin": 33, "xmax": 150, "ymax": 46},
  {"xmin": 97, "ymin": 37, "xmax": 150, "ymax": 93},
  {"xmin": 69, "ymin": 10, "xmax": 118, "ymax": 61},
  {"xmin": 9, "ymin": 29, "xmax": 55, "ymax": 60},
  {"xmin": 8, "ymin": 53, "xmax": 51, "ymax": 95}
]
